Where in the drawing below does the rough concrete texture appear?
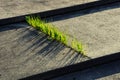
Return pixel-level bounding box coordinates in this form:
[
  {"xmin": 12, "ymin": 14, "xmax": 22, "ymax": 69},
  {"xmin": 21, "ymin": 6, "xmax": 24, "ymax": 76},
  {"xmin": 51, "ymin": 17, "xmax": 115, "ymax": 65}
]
[
  {"xmin": 52, "ymin": 60, "xmax": 120, "ymax": 80},
  {"xmin": 0, "ymin": 0, "xmax": 96, "ymax": 19},
  {"xmin": 51, "ymin": 2, "xmax": 120, "ymax": 58},
  {"xmin": 0, "ymin": 23, "xmax": 88, "ymax": 80},
  {"xmin": 0, "ymin": 0, "xmax": 120, "ymax": 80}
]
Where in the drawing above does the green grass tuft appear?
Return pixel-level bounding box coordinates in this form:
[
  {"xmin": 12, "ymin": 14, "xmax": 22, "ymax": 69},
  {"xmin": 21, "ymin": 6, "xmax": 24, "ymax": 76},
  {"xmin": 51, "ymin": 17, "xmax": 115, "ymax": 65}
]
[{"xmin": 25, "ymin": 16, "xmax": 86, "ymax": 56}]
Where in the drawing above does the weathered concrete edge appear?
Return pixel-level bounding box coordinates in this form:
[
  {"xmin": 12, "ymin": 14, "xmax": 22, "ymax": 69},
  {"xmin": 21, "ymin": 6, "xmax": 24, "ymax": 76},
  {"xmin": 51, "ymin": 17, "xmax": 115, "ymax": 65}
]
[
  {"xmin": 0, "ymin": 0, "xmax": 119, "ymax": 26},
  {"xmin": 20, "ymin": 52, "xmax": 120, "ymax": 80}
]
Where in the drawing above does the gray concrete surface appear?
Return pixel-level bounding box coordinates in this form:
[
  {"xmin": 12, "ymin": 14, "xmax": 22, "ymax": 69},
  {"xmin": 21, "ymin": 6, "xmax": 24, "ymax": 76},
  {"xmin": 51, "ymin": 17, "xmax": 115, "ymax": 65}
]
[
  {"xmin": 51, "ymin": 2, "xmax": 120, "ymax": 58},
  {"xmin": 0, "ymin": 0, "xmax": 96, "ymax": 19},
  {"xmin": 0, "ymin": 23, "xmax": 88, "ymax": 80},
  {"xmin": 0, "ymin": 0, "xmax": 120, "ymax": 80},
  {"xmin": 52, "ymin": 60, "xmax": 120, "ymax": 80}
]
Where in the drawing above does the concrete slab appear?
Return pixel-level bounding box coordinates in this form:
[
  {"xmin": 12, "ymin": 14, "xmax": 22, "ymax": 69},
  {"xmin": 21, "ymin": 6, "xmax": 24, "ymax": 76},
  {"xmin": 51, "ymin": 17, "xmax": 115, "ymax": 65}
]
[
  {"xmin": 50, "ymin": 2, "xmax": 120, "ymax": 58},
  {"xmin": 52, "ymin": 60, "xmax": 120, "ymax": 80},
  {"xmin": 0, "ymin": 0, "xmax": 120, "ymax": 80},
  {"xmin": 0, "ymin": 23, "xmax": 88, "ymax": 80},
  {"xmin": 0, "ymin": 0, "xmax": 96, "ymax": 19}
]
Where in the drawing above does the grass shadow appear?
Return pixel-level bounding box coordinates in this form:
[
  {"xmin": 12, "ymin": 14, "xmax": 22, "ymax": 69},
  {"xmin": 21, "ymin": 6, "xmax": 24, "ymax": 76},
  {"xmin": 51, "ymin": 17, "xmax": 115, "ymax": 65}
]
[{"xmin": 13, "ymin": 26, "xmax": 88, "ymax": 66}]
